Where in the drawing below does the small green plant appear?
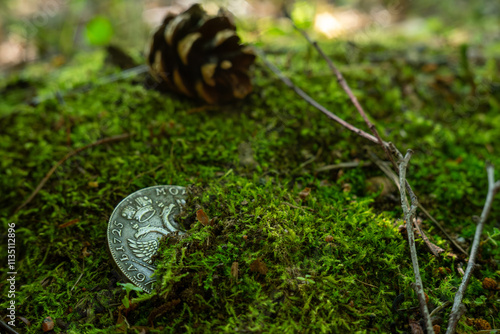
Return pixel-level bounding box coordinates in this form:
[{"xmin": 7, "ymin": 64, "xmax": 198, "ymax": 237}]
[
  {"xmin": 117, "ymin": 282, "xmax": 143, "ymax": 309},
  {"xmin": 473, "ymin": 295, "xmax": 487, "ymax": 306},
  {"xmin": 482, "ymin": 228, "xmax": 500, "ymax": 247},
  {"xmin": 296, "ymin": 275, "xmax": 315, "ymax": 284}
]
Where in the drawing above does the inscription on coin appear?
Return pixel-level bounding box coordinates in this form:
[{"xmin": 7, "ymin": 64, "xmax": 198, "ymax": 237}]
[{"xmin": 107, "ymin": 185, "xmax": 186, "ymax": 293}]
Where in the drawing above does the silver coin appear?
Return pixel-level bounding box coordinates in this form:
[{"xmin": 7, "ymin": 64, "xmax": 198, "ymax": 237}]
[{"xmin": 107, "ymin": 185, "xmax": 187, "ymax": 293}]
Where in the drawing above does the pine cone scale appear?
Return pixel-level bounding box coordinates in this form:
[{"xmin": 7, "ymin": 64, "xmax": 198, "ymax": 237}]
[
  {"xmin": 178, "ymin": 33, "xmax": 202, "ymax": 66},
  {"xmin": 201, "ymin": 63, "xmax": 217, "ymax": 86},
  {"xmin": 199, "ymin": 17, "xmax": 235, "ymax": 38},
  {"xmin": 212, "ymin": 30, "xmax": 239, "ymax": 48},
  {"xmin": 195, "ymin": 80, "xmax": 218, "ymax": 104},
  {"xmin": 165, "ymin": 5, "xmax": 204, "ymax": 45},
  {"xmin": 173, "ymin": 69, "xmax": 193, "ymax": 97}
]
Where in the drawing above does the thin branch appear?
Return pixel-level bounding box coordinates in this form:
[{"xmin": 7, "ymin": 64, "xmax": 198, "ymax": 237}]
[
  {"xmin": 446, "ymin": 164, "xmax": 500, "ymax": 334},
  {"xmin": 354, "ymin": 278, "xmax": 378, "ymax": 288},
  {"xmin": 71, "ymin": 261, "xmax": 85, "ymax": 293},
  {"xmin": 285, "ymin": 15, "xmax": 427, "ymax": 236},
  {"xmin": 127, "ymin": 163, "xmax": 165, "ymax": 187},
  {"xmin": 282, "ymin": 202, "xmax": 315, "ymax": 212},
  {"xmin": 417, "ymin": 204, "xmax": 468, "ymax": 257},
  {"xmin": 315, "ymin": 161, "xmax": 372, "ymax": 172},
  {"xmin": 30, "ymin": 65, "xmax": 149, "ymax": 105},
  {"xmin": 430, "ymin": 301, "xmax": 452, "ymax": 318},
  {"xmin": 285, "ymin": 12, "xmax": 442, "ymax": 259},
  {"xmin": 399, "ymin": 150, "xmax": 434, "ymax": 333},
  {"xmin": 367, "ymin": 149, "xmax": 468, "ymax": 257},
  {"xmin": 255, "ymin": 49, "xmax": 379, "ymax": 145},
  {"xmin": 14, "ymin": 133, "xmax": 132, "ymax": 214},
  {"xmin": 285, "ymin": 13, "xmax": 396, "ymax": 169},
  {"xmin": 413, "ymin": 216, "xmax": 444, "ymax": 257},
  {"xmin": 263, "ymin": 16, "xmax": 451, "ymax": 333}
]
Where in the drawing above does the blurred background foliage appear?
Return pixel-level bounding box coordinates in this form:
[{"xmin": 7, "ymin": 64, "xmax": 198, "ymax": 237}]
[{"xmin": 1, "ymin": 0, "xmax": 499, "ymax": 71}]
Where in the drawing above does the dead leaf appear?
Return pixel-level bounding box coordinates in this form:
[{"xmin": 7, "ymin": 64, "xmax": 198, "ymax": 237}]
[
  {"xmin": 238, "ymin": 142, "xmax": 257, "ymax": 168},
  {"xmin": 115, "ymin": 310, "xmax": 127, "ymax": 333},
  {"xmin": 250, "ymin": 258, "xmax": 268, "ymax": 275},
  {"xmin": 421, "ymin": 63, "xmax": 438, "ymax": 72},
  {"xmin": 40, "ymin": 276, "xmax": 54, "ymax": 288},
  {"xmin": 298, "ymin": 187, "xmax": 311, "ymax": 200},
  {"xmin": 409, "ymin": 319, "xmax": 424, "ymax": 334},
  {"xmin": 17, "ymin": 316, "xmax": 31, "ymax": 326},
  {"xmin": 88, "ymin": 181, "xmax": 99, "ymax": 188},
  {"xmin": 196, "ymin": 209, "xmax": 210, "ymax": 226},
  {"xmin": 129, "ymin": 326, "xmax": 151, "ymax": 334},
  {"xmin": 58, "ymin": 218, "xmax": 80, "ymax": 229},
  {"xmin": 435, "ymin": 74, "xmax": 455, "ymax": 85},
  {"xmin": 51, "ymin": 55, "xmax": 66, "ymax": 67},
  {"xmin": 81, "ymin": 246, "xmax": 91, "ymax": 258},
  {"xmin": 231, "ymin": 261, "xmax": 238, "ymax": 280}
]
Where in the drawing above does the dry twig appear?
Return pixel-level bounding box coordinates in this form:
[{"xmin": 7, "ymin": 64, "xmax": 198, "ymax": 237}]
[
  {"xmin": 396, "ymin": 149, "xmax": 434, "ymax": 332},
  {"xmin": 446, "ymin": 164, "xmax": 500, "ymax": 334},
  {"xmin": 263, "ymin": 14, "xmax": 497, "ymax": 334},
  {"xmin": 430, "ymin": 301, "xmax": 452, "ymax": 318},
  {"xmin": 315, "ymin": 161, "xmax": 371, "ymax": 172},
  {"xmin": 14, "ymin": 133, "xmax": 132, "ymax": 214},
  {"xmin": 70, "ymin": 261, "xmax": 85, "ymax": 293},
  {"xmin": 255, "ymin": 49, "xmax": 379, "ymax": 145},
  {"xmin": 266, "ymin": 14, "xmax": 435, "ymax": 333},
  {"xmin": 284, "ymin": 11, "xmax": 396, "ymax": 169},
  {"xmin": 367, "ymin": 149, "xmax": 468, "ymax": 257},
  {"xmin": 282, "ymin": 202, "xmax": 315, "ymax": 212}
]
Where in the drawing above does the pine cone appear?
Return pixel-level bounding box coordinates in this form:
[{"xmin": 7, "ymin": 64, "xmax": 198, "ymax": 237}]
[{"xmin": 148, "ymin": 4, "xmax": 256, "ymax": 104}]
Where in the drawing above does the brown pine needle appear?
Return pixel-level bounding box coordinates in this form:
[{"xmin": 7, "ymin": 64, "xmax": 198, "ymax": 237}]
[{"xmin": 14, "ymin": 133, "xmax": 132, "ymax": 214}]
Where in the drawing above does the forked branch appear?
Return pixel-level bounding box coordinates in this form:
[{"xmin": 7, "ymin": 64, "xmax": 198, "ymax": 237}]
[
  {"xmin": 397, "ymin": 149, "xmax": 434, "ymax": 332},
  {"xmin": 259, "ymin": 13, "xmax": 437, "ymax": 333},
  {"xmin": 446, "ymin": 164, "xmax": 500, "ymax": 334}
]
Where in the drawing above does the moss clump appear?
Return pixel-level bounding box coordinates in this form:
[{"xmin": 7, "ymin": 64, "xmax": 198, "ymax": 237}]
[
  {"xmin": 148, "ymin": 179, "xmax": 413, "ymax": 332},
  {"xmin": 0, "ymin": 26, "xmax": 499, "ymax": 333}
]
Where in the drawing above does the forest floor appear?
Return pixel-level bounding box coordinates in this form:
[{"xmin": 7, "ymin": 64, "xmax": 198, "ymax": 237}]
[{"xmin": 1, "ymin": 15, "xmax": 500, "ymax": 334}]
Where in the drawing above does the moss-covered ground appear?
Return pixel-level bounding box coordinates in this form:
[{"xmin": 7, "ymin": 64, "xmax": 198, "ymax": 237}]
[{"xmin": 1, "ymin": 24, "xmax": 499, "ymax": 333}]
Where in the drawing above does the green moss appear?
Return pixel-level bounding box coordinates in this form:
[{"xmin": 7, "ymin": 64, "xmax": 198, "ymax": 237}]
[
  {"xmin": 0, "ymin": 26, "xmax": 499, "ymax": 333},
  {"xmin": 149, "ymin": 179, "xmax": 413, "ymax": 332}
]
